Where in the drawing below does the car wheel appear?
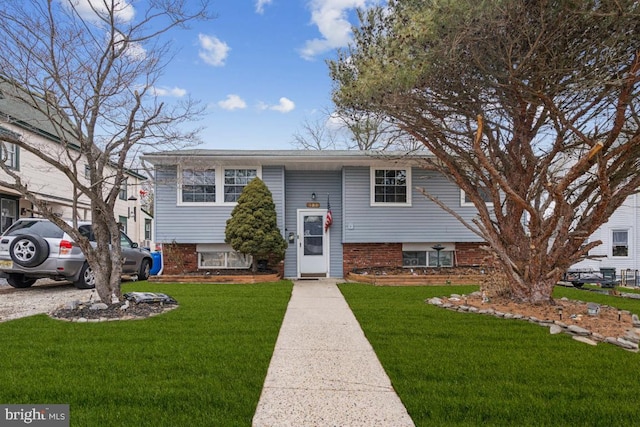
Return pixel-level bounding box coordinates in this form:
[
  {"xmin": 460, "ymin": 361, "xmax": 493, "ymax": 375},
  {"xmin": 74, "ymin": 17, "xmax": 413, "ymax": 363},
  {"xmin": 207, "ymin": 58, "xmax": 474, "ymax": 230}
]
[
  {"xmin": 74, "ymin": 262, "xmax": 96, "ymax": 289},
  {"xmin": 572, "ymin": 282, "xmax": 584, "ymax": 288},
  {"xmin": 6, "ymin": 273, "xmax": 37, "ymax": 288},
  {"xmin": 138, "ymin": 259, "xmax": 151, "ymax": 281},
  {"xmin": 9, "ymin": 234, "xmax": 50, "ymax": 267}
]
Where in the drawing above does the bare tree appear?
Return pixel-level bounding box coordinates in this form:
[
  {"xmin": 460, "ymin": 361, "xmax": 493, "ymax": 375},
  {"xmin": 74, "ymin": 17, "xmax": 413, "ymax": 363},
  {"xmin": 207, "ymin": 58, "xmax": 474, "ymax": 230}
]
[
  {"xmin": 291, "ymin": 115, "xmax": 340, "ymax": 150},
  {"xmin": 0, "ymin": 0, "xmax": 211, "ymax": 303},
  {"xmin": 330, "ymin": 0, "xmax": 640, "ymax": 303},
  {"xmin": 292, "ymin": 107, "xmax": 420, "ymax": 151}
]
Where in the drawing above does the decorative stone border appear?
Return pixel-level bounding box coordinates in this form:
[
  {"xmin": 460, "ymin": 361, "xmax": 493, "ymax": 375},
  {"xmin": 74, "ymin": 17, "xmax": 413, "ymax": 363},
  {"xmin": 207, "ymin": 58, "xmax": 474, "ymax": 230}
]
[{"xmin": 427, "ymin": 292, "xmax": 640, "ymax": 352}]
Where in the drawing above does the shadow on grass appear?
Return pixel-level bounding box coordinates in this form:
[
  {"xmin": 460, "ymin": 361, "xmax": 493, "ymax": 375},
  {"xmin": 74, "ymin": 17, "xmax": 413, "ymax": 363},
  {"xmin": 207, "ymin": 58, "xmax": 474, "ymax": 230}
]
[{"xmin": 0, "ymin": 281, "xmax": 292, "ymax": 427}]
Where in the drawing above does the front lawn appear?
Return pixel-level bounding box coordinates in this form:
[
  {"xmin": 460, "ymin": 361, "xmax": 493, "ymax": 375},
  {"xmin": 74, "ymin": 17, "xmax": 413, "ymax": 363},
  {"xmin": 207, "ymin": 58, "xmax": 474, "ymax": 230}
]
[
  {"xmin": 340, "ymin": 284, "xmax": 640, "ymax": 426},
  {"xmin": 0, "ymin": 281, "xmax": 292, "ymax": 427}
]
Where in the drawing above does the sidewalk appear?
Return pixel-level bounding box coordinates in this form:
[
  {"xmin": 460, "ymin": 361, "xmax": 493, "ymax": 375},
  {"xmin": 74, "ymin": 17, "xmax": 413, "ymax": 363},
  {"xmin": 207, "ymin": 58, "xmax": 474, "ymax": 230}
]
[{"xmin": 252, "ymin": 279, "xmax": 415, "ymax": 427}]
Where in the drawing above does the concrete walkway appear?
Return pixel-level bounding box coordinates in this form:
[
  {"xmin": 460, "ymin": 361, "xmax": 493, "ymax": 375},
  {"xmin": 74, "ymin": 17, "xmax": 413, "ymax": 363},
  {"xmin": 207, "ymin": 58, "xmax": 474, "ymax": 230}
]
[{"xmin": 252, "ymin": 279, "xmax": 415, "ymax": 427}]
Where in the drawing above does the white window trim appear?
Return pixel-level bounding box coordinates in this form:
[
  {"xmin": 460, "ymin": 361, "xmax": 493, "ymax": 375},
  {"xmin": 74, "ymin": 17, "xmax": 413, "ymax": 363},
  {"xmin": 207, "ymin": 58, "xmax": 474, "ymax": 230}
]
[
  {"xmin": 401, "ymin": 243, "xmax": 455, "ymax": 267},
  {"xmin": 611, "ymin": 228, "xmax": 630, "ymax": 258},
  {"xmin": 460, "ymin": 189, "xmax": 494, "ymax": 207},
  {"xmin": 177, "ymin": 165, "xmax": 261, "ymax": 206},
  {"xmin": 370, "ymin": 167, "xmax": 412, "ymax": 207}
]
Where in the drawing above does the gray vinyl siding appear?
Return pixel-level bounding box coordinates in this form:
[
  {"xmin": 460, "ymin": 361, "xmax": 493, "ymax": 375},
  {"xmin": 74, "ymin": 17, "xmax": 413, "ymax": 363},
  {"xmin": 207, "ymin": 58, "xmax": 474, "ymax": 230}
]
[
  {"xmin": 283, "ymin": 170, "xmax": 342, "ymax": 278},
  {"xmin": 154, "ymin": 165, "xmax": 285, "ymax": 244},
  {"xmin": 343, "ymin": 166, "xmax": 483, "ymax": 243}
]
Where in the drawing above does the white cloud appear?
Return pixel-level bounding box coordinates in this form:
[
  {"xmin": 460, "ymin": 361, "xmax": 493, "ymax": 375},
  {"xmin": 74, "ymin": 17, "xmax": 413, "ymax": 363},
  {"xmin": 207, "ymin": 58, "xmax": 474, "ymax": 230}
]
[
  {"xmin": 64, "ymin": 0, "xmax": 135, "ymax": 23},
  {"xmin": 151, "ymin": 86, "xmax": 187, "ymax": 98},
  {"xmin": 113, "ymin": 31, "xmax": 146, "ymax": 60},
  {"xmin": 218, "ymin": 94, "xmax": 247, "ymax": 111},
  {"xmin": 300, "ymin": 0, "xmax": 372, "ymax": 60},
  {"xmin": 260, "ymin": 97, "xmax": 295, "ymax": 113},
  {"xmin": 255, "ymin": 0, "xmax": 273, "ymax": 14},
  {"xmin": 198, "ymin": 34, "xmax": 230, "ymax": 67}
]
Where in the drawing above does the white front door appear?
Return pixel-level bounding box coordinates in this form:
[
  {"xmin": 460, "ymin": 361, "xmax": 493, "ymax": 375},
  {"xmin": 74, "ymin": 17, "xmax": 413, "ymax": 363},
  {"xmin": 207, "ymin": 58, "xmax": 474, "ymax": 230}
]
[{"xmin": 297, "ymin": 209, "xmax": 329, "ymax": 277}]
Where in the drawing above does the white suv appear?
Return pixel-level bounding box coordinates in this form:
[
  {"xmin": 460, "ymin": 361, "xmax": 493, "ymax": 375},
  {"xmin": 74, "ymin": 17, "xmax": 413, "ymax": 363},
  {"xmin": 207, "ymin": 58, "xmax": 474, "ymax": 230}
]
[{"xmin": 0, "ymin": 218, "xmax": 152, "ymax": 289}]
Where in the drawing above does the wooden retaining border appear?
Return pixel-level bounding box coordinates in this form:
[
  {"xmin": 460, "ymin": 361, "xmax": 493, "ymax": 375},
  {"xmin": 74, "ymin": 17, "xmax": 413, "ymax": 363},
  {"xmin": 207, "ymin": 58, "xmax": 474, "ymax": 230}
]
[
  {"xmin": 148, "ymin": 273, "xmax": 282, "ymax": 284},
  {"xmin": 345, "ymin": 272, "xmax": 486, "ymax": 286}
]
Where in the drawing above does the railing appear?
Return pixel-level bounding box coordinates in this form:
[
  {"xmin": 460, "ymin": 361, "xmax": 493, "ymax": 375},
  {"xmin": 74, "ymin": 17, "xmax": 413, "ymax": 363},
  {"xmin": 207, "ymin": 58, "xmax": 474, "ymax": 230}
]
[{"xmin": 620, "ymin": 269, "xmax": 640, "ymax": 287}]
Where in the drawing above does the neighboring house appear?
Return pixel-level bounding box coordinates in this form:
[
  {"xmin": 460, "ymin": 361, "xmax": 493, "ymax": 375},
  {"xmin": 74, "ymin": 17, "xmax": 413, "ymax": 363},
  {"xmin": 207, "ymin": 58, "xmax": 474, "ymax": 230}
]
[
  {"xmin": 142, "ymin": 150, "xmax": 490, "ymax": 278},
  {"xmin": 0, "ymin": 81, "xmax": 150, "ymax": 246},
  {"xmin": 570, "ymin": 193, "xmax": 639, "ymax": 280}
]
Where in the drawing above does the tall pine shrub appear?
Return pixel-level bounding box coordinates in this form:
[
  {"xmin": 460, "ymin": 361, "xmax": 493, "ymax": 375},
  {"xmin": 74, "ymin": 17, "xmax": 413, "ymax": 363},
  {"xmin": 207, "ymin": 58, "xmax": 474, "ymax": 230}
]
[{"xmin": 225, "ymin": 178, "xmax": 287, "ymax": 273}]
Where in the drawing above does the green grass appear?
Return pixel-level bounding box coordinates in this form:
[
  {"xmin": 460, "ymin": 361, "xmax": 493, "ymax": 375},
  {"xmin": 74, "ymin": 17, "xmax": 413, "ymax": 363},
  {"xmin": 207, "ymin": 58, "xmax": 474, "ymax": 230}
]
[
  {"xmin": 339, "ymin": 283, "xmax": 640, "ymax": 427},
  {"xmin": 0, "ymin": 281, "xmax": 292, "ymax": 427}
]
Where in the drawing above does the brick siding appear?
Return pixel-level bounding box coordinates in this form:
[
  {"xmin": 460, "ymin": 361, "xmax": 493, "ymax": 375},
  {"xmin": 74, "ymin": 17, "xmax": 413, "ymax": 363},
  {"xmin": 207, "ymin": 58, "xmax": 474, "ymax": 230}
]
[
  {"xmin": 343, "ymin": 241, "xmax": 490, "ymax": 273},
  {"xmin": 455, "ymin": 242, "xmax": 490, "ymax": 267},
  {"xmin": 343, "ymin": 243, "xmax": 403, "ymax": 274},
  {"xmin": 162, "ymin": 243, "xmax": 198, "ymax": 274},
  {"xmin": 161, "ymin": 243, "xmax": 285, "ymax": 276}
]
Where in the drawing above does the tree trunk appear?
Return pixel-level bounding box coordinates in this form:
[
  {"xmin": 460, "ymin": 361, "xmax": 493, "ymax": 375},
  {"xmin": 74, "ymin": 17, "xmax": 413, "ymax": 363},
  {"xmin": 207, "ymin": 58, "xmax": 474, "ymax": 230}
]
[{"xmin": 90, "ymin": 217, "xmax": 124, "ymax": 304}]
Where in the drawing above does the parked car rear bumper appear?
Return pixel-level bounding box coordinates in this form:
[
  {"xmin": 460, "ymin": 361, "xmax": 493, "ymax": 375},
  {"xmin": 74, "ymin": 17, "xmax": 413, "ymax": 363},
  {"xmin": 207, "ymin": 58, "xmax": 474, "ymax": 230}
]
[{"xmin": 0, "ymin": 258, "xmax": 85, "ymax": 281}]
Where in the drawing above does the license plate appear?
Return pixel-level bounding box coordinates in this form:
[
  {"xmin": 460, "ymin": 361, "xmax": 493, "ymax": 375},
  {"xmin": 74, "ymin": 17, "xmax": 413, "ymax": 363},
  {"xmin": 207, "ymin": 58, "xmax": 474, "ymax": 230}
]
[{"xmin": 0, "ymin": 259, "xmax": 13, "ymax": 269}]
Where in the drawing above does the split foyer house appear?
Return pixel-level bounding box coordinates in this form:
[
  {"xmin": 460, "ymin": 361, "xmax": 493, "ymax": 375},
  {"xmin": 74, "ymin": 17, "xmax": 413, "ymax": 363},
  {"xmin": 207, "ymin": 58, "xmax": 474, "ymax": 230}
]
[
  {"xmin": 142, "ymin": 150, "xmax": 492, "ymax": 278},
  {"xmin": 0, "ymin": 80, "xmax": 151, "ymax": 246}
]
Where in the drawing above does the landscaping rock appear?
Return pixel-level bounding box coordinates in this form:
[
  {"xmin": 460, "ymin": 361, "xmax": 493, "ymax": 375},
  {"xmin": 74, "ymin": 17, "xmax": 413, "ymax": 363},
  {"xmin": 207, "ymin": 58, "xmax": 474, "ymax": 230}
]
[
  {"xmin": 623, "ymin": 330, "xmax": 640, "ymax": 344},
  {"xmin": 572, "ymin": 336, "xmax": 598, "ymax": 346},
  {"xmin": 428, "ymin": 297, "xmax": 443, "ymax": 305},
  {"xmin": 90, "ymin": 303, "xmax": 109, "ymax": 310},
  {"xmin": 632, "ymin": 314, "xmax": 640, "ymax": 327},
  {"xmin": 616, "ymin": 338, "xmax": 639, "ymax": 350},
  {"xmin": 549, "ymin": 325, "xmax": 563, "ymax": 335},
  {"xmin": 567, "ymin": 325, "xmax": 591, "ymax": 336},
  {"xmin": 64, "ymin": 300, "xmax": 80, "ymax": 310}
]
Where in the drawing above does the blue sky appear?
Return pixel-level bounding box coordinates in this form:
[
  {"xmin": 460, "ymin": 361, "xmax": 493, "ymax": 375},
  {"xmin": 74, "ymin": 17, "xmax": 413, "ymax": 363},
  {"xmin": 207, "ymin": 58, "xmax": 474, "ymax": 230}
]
[{"xmin": 147, "ymin": 0, "xmax": 380, "ymax": 150}]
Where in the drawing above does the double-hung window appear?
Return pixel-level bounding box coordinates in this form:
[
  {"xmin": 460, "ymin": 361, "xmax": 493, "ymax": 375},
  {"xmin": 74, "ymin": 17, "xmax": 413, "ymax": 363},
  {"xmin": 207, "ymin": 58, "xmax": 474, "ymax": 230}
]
[
  {"xmin": 179, "ymin": 166, "xmax": 259, "ymax": 205},
  {"xmin": 0, "ymin": 127, "xmax": 19, "ymax": 170},
  {"xmin": 371, "ymin": 168, "xmax": 411, "ymax": 206},
  {"xmin": 612, "ymin": 230, "xmax": 629, "ymax": 257},
  {"xmin": 224, "ymin": 169, "xmax": 257, "ymax": 202},
  {"xmin": 119, "ymin": 178, "xmax": 128, "ymax": 200},
  {"xmin": 181, "ymin": 168, "xmax": 216, "ymax": 203}
]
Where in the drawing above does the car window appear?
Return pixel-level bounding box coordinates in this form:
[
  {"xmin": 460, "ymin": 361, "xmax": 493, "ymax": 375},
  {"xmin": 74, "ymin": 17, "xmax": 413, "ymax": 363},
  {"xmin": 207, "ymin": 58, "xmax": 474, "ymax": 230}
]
[
  {"xmin": 78, "ymin": 225, "xmax": 96, "ymax": 242},
  {"xmin": 3, "ymin": 220, "xmax": 64, "ymax": 238},
  {"xmin": 120, "ymin": 232, "xmax": 133, "ymax": 249}
]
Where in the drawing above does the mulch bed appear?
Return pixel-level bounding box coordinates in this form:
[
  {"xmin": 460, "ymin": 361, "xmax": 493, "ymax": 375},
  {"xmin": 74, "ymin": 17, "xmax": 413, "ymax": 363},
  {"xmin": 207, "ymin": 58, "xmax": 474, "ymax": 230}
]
[{"xmin": 50, "ymin": 302, "xmax": 178, "ymax": 321}]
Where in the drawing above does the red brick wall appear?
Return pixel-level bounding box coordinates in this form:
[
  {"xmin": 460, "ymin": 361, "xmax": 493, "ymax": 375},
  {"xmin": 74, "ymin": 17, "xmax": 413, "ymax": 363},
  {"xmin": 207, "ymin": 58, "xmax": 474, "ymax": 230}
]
[
  {"xmin": 343, "ymin": 241, "xmax": 490, "ymax": 273},
  {"xmin": 161, "ymin": 243, "xmax": 285, "ymax": 276},
  {"xmin": 455, "ymin": 242, "xmax": 489, "ymax": 267},
  {"xmin": 162, "ymin": 243, "xmax": 198, "ymax": 274},
  {"xmin": 343, "ymin": 243, "xmax": 403, "ymax": 274}
]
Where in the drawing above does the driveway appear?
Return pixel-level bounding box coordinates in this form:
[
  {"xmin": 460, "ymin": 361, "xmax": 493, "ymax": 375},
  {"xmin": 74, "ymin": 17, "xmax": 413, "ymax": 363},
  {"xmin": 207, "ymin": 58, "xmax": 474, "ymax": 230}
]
[{"xmin": 0, "ymin": 279, "xmax": 95, "ymax": 322}]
